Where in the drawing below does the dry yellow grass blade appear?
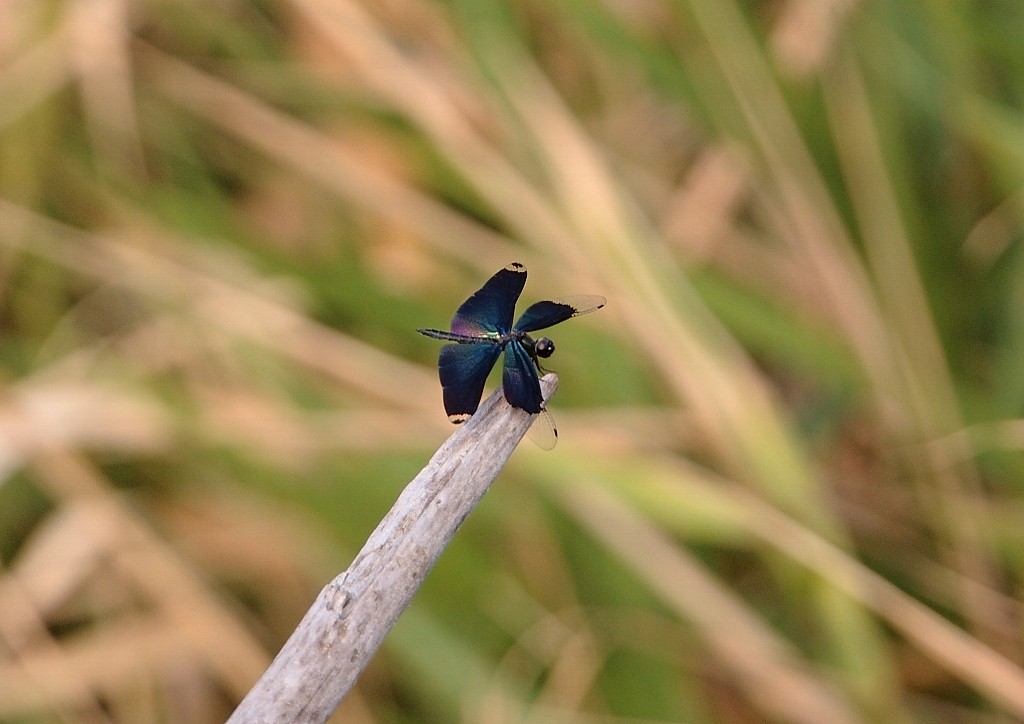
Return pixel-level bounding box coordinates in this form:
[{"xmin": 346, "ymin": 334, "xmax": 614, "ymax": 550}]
[
  {"xmin": 0, "ymin": 25, "xmax": 72, "ymax": 133},
  {"xmin": 66, "ymin": 0, "xmax": 144, "ymax": 174},
  {"xmin": 0, "ymin": 1, "xmax": 140, "ymax": 172},
  {"xmin": 554, "ymin": 460, "xmax": 1024, "ymax": 718},
  {"xmin": 740, "ymin": 491, "xmax": 1024, "ymax": 717},
  {"xmin": 0, "ymin": 200, "xmax": 436, "ymax": 414},
  {"xmin": 137, "ymin": 44, "xmax": 512, "ymax": 271},
  {"xmin": 493, "ymin": 57, "xmax": 811, "ymax": 480},
  {"xmin": 684, "ymin": 1, "xmax": 899, "ymax": 414},
  {"xmin": 0, "ymin": 460, "xmax": 277, "ymax": 719},
  {"xmin": 771, "ymin": 0, "xmax": 860, "ymax": 77},
  {"xmin": 559, "ymin": 484, "xmax": 860, "ymax": 724},
  {"xmin": 0, "ymin": 376, "xmax": 169, "ymax": 484},
  {"xmin": 282, "ymin": 0, "xmax": 599, "ymax": 274},
  {"xmin": 921, "ymin": 419, "xmax": 1024, "ymax": 465},
  {"xmin": 0, "ymin": 611, "xmax": 198, "ymax": 717},
  {"xmin": 26, "ymin": 454, "xmax": 271, "ymax": 697},
  {"xmin": 0, "ymin": 560, "xmax": 110, "ymax": 721},
  {"xmin": 678, "ymin": 0, "xmax": 1003, "ymax": 655},
  {"xmin": 661, "ymin": 143, "xmax": 752, "ymax": 260},
  {"xmin": 822, "ymin": 45, "xmax": 1005, "ymax": 650}
]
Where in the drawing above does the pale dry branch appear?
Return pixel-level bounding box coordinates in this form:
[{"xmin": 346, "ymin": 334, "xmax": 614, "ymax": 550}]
[{"xmin": 227, "ymin": 375, "xmax": 556, "ymax": 724}]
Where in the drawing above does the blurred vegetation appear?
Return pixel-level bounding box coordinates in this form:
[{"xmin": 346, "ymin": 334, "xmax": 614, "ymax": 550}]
[{"xmin": 2, "ymin": 0, "xmax": 1024, "ymax": 722}]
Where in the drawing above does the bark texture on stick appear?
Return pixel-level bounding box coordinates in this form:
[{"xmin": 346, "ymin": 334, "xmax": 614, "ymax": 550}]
[{"xmin": 227, "ymin": 374, "xmax": 557, "ymax": 724}]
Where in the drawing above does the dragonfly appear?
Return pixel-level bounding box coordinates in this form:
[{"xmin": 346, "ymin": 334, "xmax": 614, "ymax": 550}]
[{"xmin": 418, "ymin": 262, "xmax": 605, "ymax": 447}]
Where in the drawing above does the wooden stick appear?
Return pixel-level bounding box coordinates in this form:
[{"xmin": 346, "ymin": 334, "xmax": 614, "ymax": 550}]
[{"xmin": 226, "ymin": 374, "xmax": 558, "ymax": 724}]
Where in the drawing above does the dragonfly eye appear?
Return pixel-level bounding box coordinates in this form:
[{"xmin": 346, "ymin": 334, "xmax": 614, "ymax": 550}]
[{"xmin": 535, "ymin": 337, "xmax": 555, "ymax": 358}]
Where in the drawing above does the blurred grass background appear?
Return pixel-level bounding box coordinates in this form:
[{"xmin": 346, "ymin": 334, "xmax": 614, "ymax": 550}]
[{"xmin": 2, "ymin": 0, "xmax": 1024, "ymax": 722}]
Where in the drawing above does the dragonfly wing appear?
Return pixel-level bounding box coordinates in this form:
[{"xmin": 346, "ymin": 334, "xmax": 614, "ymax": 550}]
[
  {"xmin": 514, "ymin": 295, "xmax": 606, "ymax": 333},
  {"xmin": 450, "ymin": 262, "xmax": 527, "ymax": 336},
  {"xmin": 502, "ymin": 340, "xmax": 544, "ymax": 414},
  {"xmin": 526, "ymin": 409, "xmax": 558, "ymax": 450},
  {"xmin": 437, "ymin": 342, "xmax": 503, "ymax": 422}
]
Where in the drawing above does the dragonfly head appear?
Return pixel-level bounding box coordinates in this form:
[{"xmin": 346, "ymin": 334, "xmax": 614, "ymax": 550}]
[{"xmin": 534, "ymin": 337, "xmax": 555, "ymax": 358}]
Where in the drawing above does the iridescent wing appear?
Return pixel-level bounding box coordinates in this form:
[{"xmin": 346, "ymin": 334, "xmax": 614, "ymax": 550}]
[
  {"xmin": 503, "ymin": 343, "xmax": 558, "ymax": 448},
  {"xmin": 501, "ymin": 339, "xmax": 544, "ymax": 415},
  {"xmin": 449, "ymin": 262, "xmax": 527, "ymax": 336},
  {"xmin": 514, "ymin": 295, "xmax": 606, "ymax": 333},
  {"xmin": 436, "ymin": 342, "xmax": 503, "ymax": 423}
]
